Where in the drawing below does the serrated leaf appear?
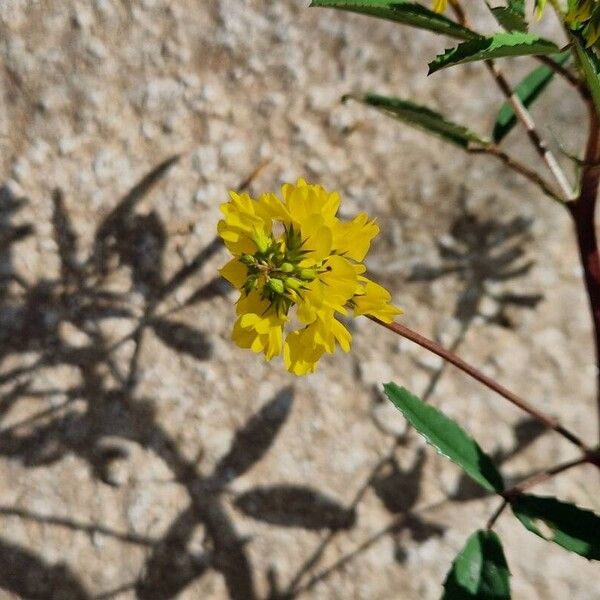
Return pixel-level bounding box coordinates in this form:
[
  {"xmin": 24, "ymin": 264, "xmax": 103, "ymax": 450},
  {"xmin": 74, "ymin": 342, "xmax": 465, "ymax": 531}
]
[
  {"xmin": 442, "ymin": 530, "xmax": 511, "ymax": 600},
  {"xmin": 493, "ymin": 52, "xmax": 570, "ymax": 143},
  {"xmin": 512, "ymin": 494, "xmax": 600, "ymax": 560},
  {"xmin": 350, "ymin": 93, "xmax": 490, "ymax": 147},
  {"xmin": 428, "ymin": 32, "xmax": 560, "ymax": 74},
  {"xmin": 489, "ymin": 6, "xmax": 528, "ymax": 32},
  {"xmin": 310, "ymin": 0, "xmax": 479, "ymax": 40},
  {"xmin": 572, "ymin": 32, "xmax": 600, "ymax": 118},
  {"xmin": 383, "ymin": 384, "xmax": 504, "ymax": 493}
]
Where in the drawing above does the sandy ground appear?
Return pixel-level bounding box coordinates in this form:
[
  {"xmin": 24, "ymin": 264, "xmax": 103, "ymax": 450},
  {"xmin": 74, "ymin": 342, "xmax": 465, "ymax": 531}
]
[{"xmin": 0, "ymin": 1, "xmax": 598, "ymax": 598}]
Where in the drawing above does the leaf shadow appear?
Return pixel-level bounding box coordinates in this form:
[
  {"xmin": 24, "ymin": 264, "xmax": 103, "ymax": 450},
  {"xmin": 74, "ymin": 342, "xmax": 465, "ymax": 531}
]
[
  {"xmin": 233, "ymin": 484, "xmax": 356, "ymax": 531},
  {"xmin": 0, "ymin": 537, "xmax": 91, "ymax": 599},
  {"xmin": 0, "ymin": 163, "xmax": 266, "ymax": 599},
  {"xmin": 408, "ymin": 204, "xmax": 542, "ymax": 328},
  {"xmin": 0, "ymin": 169, "xmax": 550, "ymax": 600}
]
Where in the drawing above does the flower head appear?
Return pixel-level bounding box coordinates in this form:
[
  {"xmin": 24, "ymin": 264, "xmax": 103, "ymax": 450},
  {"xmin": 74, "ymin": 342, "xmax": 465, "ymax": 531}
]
[
  {"xmin": 566, "ymin": 0, "xmax": 600, "ymax": 47},
  {"xmin": 218, "ymin": 179, "xmax": 402, "ymax": 375}
]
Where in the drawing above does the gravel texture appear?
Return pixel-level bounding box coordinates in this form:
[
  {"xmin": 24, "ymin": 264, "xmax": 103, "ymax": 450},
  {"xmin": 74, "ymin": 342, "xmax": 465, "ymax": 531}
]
[{"xmin": 0, "ymin": 1, "xmax": 598, "ymax": 599}]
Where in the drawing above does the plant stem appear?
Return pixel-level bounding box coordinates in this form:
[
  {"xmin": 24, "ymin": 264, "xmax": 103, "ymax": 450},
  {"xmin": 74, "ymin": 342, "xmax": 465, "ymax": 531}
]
[
  {"xmin": 484, "ymin": 60, "xmax": 575, "ymax": 201},
  {"xmin": 369, "ymin": 317, "xmax": 589, "ymax": 451},
  {"xmin": 450, "ymin": 0, "xmax": 575, "ymax": 202},
  {"xmin": 486, "ymin": 499, "xmax": 508, "ymax": 529},
  {"xmin": 509, "ymin": 455, "xmax": 590, "ymax": 496},
  {"xmin": 467, "ymin": 145, "xmax": 562, "ymax": 203},
  {"xmin": 284, "ymin": 324, "xmax": 471, "ymax": 597},
  {"xmin": 486, "ymin": 453, "xmax": 591, "ymax": 528},
  {"xmin": 569, "ymin": 103, "xmax": 600, "ymax": 442},
  {"xmin": 536, "ymin": 55, "xmax": 582, "ymax": 90}
]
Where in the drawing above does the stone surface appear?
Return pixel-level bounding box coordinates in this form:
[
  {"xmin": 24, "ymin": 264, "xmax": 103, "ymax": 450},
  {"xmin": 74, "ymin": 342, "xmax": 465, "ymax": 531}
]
[{"xmin": 0, "ymin": 1, "xmax": 598, "ymax": 599}]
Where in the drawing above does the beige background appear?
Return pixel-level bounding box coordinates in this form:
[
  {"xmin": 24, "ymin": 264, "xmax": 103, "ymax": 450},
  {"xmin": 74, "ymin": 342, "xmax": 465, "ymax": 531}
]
[{"xmin": 0, "ymin": 1, "xmax": 598, "ymax": 598}]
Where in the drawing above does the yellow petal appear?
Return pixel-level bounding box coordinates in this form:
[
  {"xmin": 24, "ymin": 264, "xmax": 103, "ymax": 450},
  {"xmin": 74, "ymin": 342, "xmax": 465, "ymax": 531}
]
[
  {"xmin": 331, "ymin": 213, "xmax": 379, "ymax": 261},
  {"xmin": 219, "ymin": 258, "xmax": 247, "ymax": 289},
  {"xmin": 300, "ymin": 216, "xmax": 333, "ymax": 264},
  {"xmin": 233, "ymin": 292, "xmax": 286, "ymax": 360},
  {"xmin": 284, "ymin": 325, "xmax": 326, "ymax": 375},
  {"xmin": 331, "ymin": 318, "xmax": 352, "ymax": 352},
  {"xmin": 353, "ymin": 277, "xmax": 403, "ymax": 323},
  {"xmin": 319, "ymin": 255, "xmax": 361, "ymax": 310}
]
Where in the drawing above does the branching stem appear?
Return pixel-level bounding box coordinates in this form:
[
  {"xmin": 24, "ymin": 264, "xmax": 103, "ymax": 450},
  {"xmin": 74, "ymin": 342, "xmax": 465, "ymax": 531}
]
[
  {"xmin": 369, "ymin": 317, "xmax": 589, "ymax": 452},
  {"xmin": 484, "ymin": 61, "xmax": 575, "ymax": 201},
  {"xmin": 569, "ymin": 103, "xmax": 600, "ymax": 442},
  {"xmin": 536, "ymin": 55, "xmax": 582, "ymax": 90},
  {"xmin": 467, "ymin": 145, "xmax": 562, "ymax": 202},
  {"xmin": 486, "ymin": 453, "xmax": 593, "ymax": 528},
  {"xmin": 450, "ymin": 1, "xmax": 575, "ymax": 202}
]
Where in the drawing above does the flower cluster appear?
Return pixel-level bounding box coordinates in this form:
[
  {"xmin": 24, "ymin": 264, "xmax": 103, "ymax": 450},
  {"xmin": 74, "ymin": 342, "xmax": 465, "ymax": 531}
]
[
  {"xmin": 218, "ymin": 180, "xmax": 401, "ymax": 375},
  {"xmin": 432, "ymin": 0, "xmax": 448, "ymax": 13},
  {"xmin": 566, "ymin": 0, "xmax": 600, "ymax": 47}
]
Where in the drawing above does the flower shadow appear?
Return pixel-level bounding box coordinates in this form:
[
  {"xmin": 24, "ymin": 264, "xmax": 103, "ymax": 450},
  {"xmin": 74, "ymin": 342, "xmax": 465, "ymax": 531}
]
[{"xmin": 0, "ymin": 161, "xmax": 363, "ymax": 600}]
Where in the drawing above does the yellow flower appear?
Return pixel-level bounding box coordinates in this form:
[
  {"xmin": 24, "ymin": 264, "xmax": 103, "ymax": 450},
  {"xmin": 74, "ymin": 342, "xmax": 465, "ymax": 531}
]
[
  {"xmin": 231, "ymin": 292, "xmax": 286, "ymax": 361},
  {"xmin": 218, "ymin": 179, "xmax": 402, "ymax": 375},
  {"xmin": 564, "ymin": 1, "xmax": 600, "ymax": 47},
  {"xmin": 352, "ymin": 278, "xmax": 400, "ymax": 323},
  {"xmin": 567, "ymin": 0, "xmax": 595, "ymax": 23},
  {"xmin": 433, "ymin": 0, "xmax": 448, "ymax": 13},
  {"xmin": 283, "ymin": 323, "xmax": 327, "ymax": 376}
]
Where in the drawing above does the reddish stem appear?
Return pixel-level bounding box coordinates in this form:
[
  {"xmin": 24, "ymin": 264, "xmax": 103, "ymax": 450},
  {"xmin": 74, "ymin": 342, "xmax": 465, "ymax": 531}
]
[
  {"xmin": 486, "ymin": 453, "xmax": 593, "ymax": 529},
  {"xmin": 370, "ymin": 317, "xmax": 589, "ymax": 451},
  {"xmin": 568, "ymin": 105, "xmax": 600, "ymax": 442}
]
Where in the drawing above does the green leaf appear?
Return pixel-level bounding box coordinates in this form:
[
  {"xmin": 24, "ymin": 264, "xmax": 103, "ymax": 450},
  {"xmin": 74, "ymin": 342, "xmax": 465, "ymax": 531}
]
[
  {"xmin": 348, "ymin": 93, "xmax": 490, "ymax": 147},
  {"xmin": 492, "ymin": 52, "xmax": 570, "ymax": 143},
  {"xmin": 383, "ymin": 384, "xmax": 504, "ymax": 493},
  {"xmin": 442, "ymin": 530, "xmax": 511, "ymax": 600},
  {"xmin": 428, "ymin": 32, "xmax": 560, "ymax": 74},
  {"xmin": 512, "ymin": 494, "xmax": 600, "ymax": 560},
  {"xmin": 572, "ymin": 32, "xmax": 600, "ymax": 118},
  {"xmin": 310, "ymin": 0, "xmax": 479, "ymax": 40},
  {"xmin": 488, "ymin": 6, "xmax": 528, "ymax": 33}
]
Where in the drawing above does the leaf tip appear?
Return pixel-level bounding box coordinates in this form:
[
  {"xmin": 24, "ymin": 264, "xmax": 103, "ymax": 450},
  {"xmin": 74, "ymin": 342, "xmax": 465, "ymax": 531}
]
[
  {"xmin": 382, "ymin": 381, "xmax": 397, "ymax": 395},
  {"xmin": 427, "ymin": 62, "xmax": 439, "ymax": 76}
]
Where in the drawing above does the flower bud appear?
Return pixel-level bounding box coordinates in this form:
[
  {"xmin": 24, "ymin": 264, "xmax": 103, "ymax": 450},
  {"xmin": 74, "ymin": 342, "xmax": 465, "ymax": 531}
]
[
  {"xmin": 253, "ymin": 230, "xmax": 272, "ymax": 254},
  {"xmin": 240, "ymin": 254, "xmax": 256, "ymax": 266},
  {"xmin": 267, "ymin": 277, "xmax": 285, "ymax": 295},
  {"xmin": 280, "ymin": 262, "xmax": 294, "ymax": 273},
  {"xmin": 284, "ymin": 277, "xmax": 303, "ymax": 291},
  {"xmin": 298, "ymin": 268, "xmax": 317, "ymax": 281},
  {"xmin": 243, "ymin": 276, "xmax": 258, "ymax": 293}
]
